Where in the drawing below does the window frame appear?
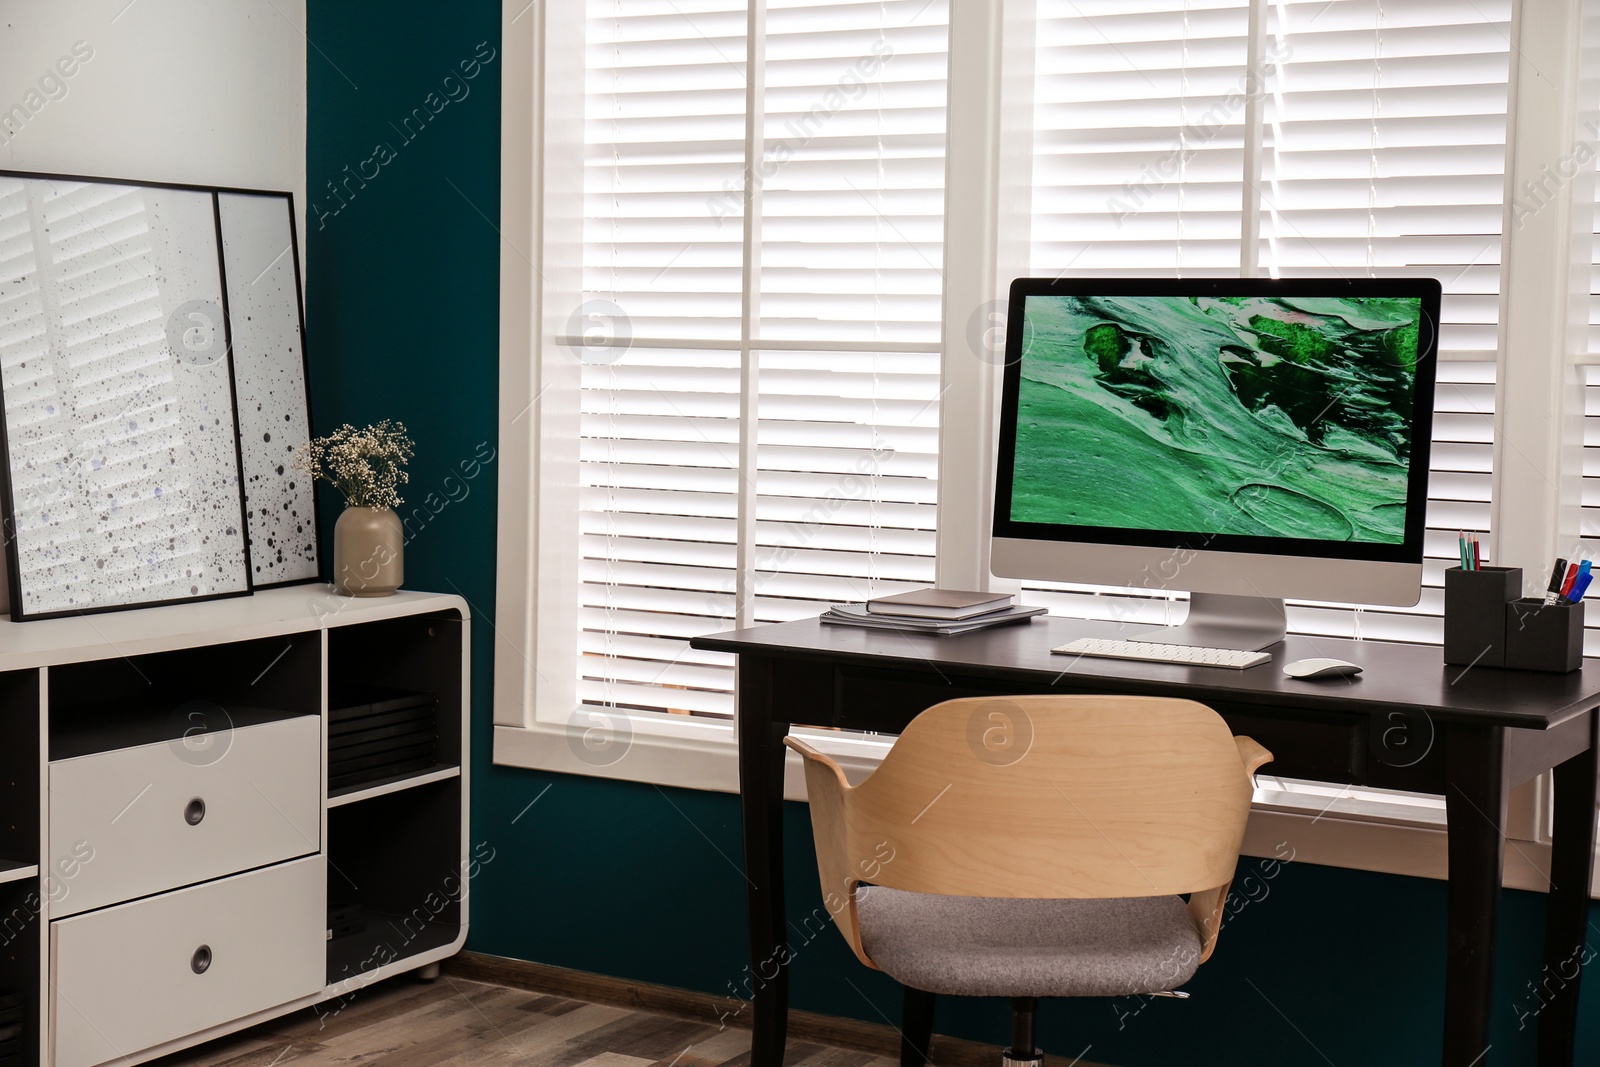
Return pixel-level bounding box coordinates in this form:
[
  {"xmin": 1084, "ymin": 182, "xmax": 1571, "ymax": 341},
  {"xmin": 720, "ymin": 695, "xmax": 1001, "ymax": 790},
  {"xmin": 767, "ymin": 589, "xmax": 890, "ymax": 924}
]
[{"xmin": 495, "ymin": 0, "xmax": 1600, "ymax": 886}]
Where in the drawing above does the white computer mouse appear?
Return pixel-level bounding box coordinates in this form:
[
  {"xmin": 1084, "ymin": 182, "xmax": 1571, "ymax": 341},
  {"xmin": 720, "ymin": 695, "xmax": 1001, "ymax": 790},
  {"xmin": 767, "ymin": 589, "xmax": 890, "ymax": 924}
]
[{"xmin": 1283, "ymin": 657, "xmax": 1363, "ymax": 680}]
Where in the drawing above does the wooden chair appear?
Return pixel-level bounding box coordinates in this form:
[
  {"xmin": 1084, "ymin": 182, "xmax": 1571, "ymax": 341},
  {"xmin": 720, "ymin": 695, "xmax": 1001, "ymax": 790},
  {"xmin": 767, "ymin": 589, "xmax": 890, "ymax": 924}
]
[{"xmin": 785, "ymin": 694, "xmax": 1272, "ymax": 1067}]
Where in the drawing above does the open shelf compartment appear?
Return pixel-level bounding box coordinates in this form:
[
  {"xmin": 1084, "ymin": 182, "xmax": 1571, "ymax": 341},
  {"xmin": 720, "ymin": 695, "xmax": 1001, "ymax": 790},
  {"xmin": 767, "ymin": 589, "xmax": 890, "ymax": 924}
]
[
  {"xmin": 324, "ymin": 779, "xmax": 463, "ymax": 985},
  {"xmin": 0, "ymin": 671, "xmax": 39, "ymax": 874},
  {"xmin": 326, "ymin": 609, "xmax": 463, "ymax": 797},
  {"xmin": 0, "ymin": 879, "xmax": 39, "ymax": 1067},
  {"xmin": 47, "ymin": 635, "xmax": 320, "ymax": 761}
]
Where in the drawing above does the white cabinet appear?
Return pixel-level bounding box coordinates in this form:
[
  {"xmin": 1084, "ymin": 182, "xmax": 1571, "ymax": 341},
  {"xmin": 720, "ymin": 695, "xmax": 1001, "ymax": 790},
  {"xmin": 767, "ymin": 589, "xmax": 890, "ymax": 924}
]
[
  {"xmin": 0, "ymin": 588, "xmax": 469, "ymax": 1067},
  {"xmin": 50, "ymin": 856, "xmax": 325, "ymax": 1067}
]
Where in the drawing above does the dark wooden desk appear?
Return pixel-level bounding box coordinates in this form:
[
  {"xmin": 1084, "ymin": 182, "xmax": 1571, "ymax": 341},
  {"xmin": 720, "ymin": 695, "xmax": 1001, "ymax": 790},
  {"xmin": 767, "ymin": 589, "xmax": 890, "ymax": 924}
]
[{"xmin": 693, "ymin": 616, "xmax": 1600, "ymax": 1067}]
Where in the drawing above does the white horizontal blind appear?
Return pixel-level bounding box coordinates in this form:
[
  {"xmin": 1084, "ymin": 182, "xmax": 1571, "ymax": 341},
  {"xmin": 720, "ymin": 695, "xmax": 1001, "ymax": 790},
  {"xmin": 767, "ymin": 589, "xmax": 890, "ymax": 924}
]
[
  {"xmin": 1258, "ymin": 0, "xmax": 1510, "ymax": 365},
  {"xmin": 578, "ymin": 2, "xmax": 749, "ymax": 718},
  {"xmin": 1583, "ymin": 173, "xmax": 1600, "ymax": 635},
  {"xmin": 1031, "ymin": 0, "xmax": 1250, "ymax": 274},
  {"xmin": 758, "ymin": 1, "xmax": 948, "ymax": 341},
  {"xmin": 754, "ymin": 347, "xmax": 940, "ymax": 622},
  {"xmin": 1581, "ymin": 366, "xmax": 1600, "ymax": 656},
  {"xmin": 1022, "ymin": 0, "xmax": 1505, "ymax": 644},
  {"xmin": 577, "ymin": 0, "xmax": 947, "ymax": 718},
  {"xmin": 752, "ymin": 0, "xmax": 946, "ymax": 624},
  {"xmin": 583, "ymin": 3, "xmax": 749, "ymax": 341},
  {"xmin": 1592, "ymin": 180, "xmax": 1600, "ymax": 357},
  {"xmin": 580, "ymin": 348, "xmax": 742, "ymax": 717}
]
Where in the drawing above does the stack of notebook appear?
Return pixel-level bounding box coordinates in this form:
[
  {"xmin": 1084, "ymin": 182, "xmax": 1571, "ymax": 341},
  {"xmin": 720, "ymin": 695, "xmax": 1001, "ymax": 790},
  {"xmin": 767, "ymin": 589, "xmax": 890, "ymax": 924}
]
[
  {"xmin": 0, "ymin": 989, "xmax": 21, "ymax": 1067},
  {"xmin": 821, "ymin": 589, "xmax": 1045, "ymax": 635},
  {"xmin": 328, "ymin": 685, "xmax": 439, "ymax": 792}
]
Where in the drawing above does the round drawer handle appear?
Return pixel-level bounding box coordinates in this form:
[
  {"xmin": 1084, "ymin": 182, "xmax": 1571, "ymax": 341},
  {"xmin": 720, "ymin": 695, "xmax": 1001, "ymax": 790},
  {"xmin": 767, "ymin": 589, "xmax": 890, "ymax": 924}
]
[
  {"xmin": 184, "ymin": 797, "xmax": 206, "ymax": 826},
  {"xmin": 191, "ymin": 945, "xmax": 212, "ymax": 974}
]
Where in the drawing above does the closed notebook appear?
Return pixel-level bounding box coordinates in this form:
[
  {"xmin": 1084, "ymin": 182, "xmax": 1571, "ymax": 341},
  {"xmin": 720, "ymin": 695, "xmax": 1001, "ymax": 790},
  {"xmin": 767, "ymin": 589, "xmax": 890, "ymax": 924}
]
[
  {"xmin": 824, "ymin": 603, "xmax": 1045, "ymax": 634},
  {"xmin": 866, "ymin": 588, "xmax": 1014, "ymax": 619}
]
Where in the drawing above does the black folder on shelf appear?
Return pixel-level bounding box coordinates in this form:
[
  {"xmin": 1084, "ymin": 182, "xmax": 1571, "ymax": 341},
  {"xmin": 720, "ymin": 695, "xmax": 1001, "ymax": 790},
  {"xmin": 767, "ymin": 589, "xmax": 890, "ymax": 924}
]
[
  {"xmin": 326, "ymin": 685, "xmax": 440, "ymax": 791},
  {"xmin": 329, "ymin": 704, "xmax": 435, "ymax": 738},
  {"xmin": 329, "ymin": 685, "xmax": 436, "ymax": 722},
  {"xmin": 331, "ymin": 719, "xmax": 437, "ymax": 753}
]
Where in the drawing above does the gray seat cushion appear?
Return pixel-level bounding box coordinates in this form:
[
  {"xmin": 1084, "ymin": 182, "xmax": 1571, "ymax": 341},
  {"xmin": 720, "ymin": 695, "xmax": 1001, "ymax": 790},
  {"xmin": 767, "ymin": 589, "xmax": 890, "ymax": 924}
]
[{"xmin": 856, "ymin": 887, "xmax": 1203, "ymax": 998}]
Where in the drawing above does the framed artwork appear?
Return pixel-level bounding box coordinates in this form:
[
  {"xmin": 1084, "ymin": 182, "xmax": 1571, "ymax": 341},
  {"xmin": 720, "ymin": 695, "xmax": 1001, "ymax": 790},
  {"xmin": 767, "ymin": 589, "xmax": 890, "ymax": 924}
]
[
  {"xmin": 218, "ymin": 191, "xmax": 320, "ymax": 586},
  {"xmin": 0, "ymin": 171, "xmax": 320, "ymax": 620}
]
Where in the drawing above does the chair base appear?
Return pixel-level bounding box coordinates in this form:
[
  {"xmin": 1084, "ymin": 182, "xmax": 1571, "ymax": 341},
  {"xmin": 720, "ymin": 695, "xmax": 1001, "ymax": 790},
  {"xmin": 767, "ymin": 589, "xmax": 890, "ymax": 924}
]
[
  {"xmin": 1005, "ymin": 996, "xmax": 1041, "ymax": 1067},
  {"xmin": 901, "ymin": 986, "xmax": 936, "ymax": 1067}
]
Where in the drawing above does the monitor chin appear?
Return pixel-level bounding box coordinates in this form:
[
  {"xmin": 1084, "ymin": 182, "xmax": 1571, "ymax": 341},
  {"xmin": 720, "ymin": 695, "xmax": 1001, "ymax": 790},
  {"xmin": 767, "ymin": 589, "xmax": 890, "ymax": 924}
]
[{"xmin": 990, "ymin": 536, "xmax": 1425, "ymax": 610}]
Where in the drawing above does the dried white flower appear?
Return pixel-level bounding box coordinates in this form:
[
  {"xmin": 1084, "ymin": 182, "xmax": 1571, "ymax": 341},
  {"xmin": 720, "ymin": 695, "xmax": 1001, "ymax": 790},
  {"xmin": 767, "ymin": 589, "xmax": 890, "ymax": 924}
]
[{"xmin": 292, "ymin": 420, "xmax": 415, "ymax": 510}]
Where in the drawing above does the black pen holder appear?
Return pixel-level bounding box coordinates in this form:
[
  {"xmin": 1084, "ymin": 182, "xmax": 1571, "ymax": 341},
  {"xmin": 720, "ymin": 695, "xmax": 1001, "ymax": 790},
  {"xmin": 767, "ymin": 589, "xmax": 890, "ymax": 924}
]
[
  {"xmin": 1443, "ymin": 566, "xmax": 1520, "ymax": 668},
  {"xmin": 1505, "ymin": 597, "xmax": 1584, "ymax": 673}
]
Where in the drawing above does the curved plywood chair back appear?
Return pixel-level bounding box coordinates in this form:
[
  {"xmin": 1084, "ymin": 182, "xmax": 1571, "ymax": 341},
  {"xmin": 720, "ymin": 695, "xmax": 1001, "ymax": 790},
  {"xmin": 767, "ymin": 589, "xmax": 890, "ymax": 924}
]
[{"xmin": 840, "ymin": 694, "xmax": 1254, "ymax": 900}]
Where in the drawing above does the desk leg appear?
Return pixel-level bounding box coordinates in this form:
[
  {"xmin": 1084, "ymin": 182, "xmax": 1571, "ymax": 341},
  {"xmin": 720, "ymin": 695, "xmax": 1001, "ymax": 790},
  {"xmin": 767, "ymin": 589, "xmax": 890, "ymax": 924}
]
[
  {"xmin": 1444, "ymin": 724, "xmax": 1506, "ymax": 1067},
  {"xmin": 738, "ymin": 657, "xmax": 791, "ymax": 1067},
  {"xmin": 1538, "ymin": 710, "xmax": 1598, "ymax": 1067}
]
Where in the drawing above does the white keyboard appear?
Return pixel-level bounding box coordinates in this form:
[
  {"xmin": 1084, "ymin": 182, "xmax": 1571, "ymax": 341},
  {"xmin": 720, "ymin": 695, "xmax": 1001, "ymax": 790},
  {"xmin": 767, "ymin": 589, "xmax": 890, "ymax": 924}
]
[{"xmin": 1051, "ymin": 637, "xmax": 1271, "ymax": 670}]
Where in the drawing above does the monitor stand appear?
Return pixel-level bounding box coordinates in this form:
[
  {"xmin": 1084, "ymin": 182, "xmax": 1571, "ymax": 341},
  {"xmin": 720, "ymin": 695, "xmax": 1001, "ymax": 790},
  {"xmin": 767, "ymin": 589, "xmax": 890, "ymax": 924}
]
[{"xmin": 1130, "ymin": 592, "xmax": 1286, "ymax": 652}]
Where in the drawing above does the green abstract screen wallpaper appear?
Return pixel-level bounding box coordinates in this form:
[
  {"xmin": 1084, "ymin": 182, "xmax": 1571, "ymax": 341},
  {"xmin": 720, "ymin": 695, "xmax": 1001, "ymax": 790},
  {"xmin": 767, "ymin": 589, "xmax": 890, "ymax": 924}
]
[{"xmin": 1009, "ymin": 294, "xmax": 1421, "ymax": 543}]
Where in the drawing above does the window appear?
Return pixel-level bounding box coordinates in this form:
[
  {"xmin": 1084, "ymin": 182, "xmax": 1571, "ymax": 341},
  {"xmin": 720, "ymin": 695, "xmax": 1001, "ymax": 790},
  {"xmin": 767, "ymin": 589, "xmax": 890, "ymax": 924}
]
[
  {"xmin": 559, "ymin": 0, "xmax": 950, "ymax": 727},
  {"xmin": 500, "ymin": 0, "xmax": 1598, "ymax": 889},
  {"xmin": 1020, "ymin": 0, "xmax": 1508, "ymax": 644}
]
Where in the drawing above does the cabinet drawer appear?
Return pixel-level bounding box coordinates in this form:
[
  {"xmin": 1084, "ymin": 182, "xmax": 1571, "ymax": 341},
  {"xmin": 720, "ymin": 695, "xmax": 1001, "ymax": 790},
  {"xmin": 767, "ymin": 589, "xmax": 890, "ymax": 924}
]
[
  {"xmin": 49, "ymin": 715, "xmax": 319, "ymax": 917},
  {"xmin": 51, "ymin": 855, "xmax": 325, "ymax": 1067}
]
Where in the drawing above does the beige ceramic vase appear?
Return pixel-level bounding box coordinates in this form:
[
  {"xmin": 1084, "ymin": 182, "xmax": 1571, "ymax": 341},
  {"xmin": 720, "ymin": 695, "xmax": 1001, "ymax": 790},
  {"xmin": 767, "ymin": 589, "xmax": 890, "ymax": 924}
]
[{"xmin": 334, "ymin": 506, "xmax": 404, "ymax": 596}]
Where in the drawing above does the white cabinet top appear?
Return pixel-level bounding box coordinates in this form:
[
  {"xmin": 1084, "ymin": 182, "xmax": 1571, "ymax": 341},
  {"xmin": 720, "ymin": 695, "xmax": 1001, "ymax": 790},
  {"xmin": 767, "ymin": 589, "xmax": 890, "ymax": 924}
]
[{"xmin": 0, "ymin": 586, "xmax": 468, "ymax": 670}]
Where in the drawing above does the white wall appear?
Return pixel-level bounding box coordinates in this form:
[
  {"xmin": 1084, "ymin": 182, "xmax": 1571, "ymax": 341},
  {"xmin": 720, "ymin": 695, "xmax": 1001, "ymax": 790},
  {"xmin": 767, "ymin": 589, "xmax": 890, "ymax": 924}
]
[{"xmin": 0, "ymin": 0, "xmax": 306, "ymax": 240}]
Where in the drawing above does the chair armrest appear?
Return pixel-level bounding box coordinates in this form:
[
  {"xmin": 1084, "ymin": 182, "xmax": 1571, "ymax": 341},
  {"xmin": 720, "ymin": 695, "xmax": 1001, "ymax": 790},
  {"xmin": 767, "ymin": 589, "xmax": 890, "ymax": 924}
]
[
  {"xmin": 784, "ymin": 736, "xmax": 878, "ymax": 970},
  {"xmin": 1235, "ymin": 735, "xmax": 1273, "ymax": 779},
  {"xmin": 1190, "ymin": 738, "xmax": 1271, "ymax": 966},
  {"xmin": 1187, "ymin": 882, "xmax": 1230, "ymax": 965},
  {"xmin": 785, "ymin": 735, "xmax": 850, "ymax": 787}
]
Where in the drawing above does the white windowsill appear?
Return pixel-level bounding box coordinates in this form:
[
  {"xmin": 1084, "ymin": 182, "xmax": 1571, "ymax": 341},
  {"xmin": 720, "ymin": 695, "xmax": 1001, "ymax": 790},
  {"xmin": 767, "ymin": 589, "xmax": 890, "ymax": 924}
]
[{"xmin": 493, "ymin": 718, "xmax": 1591, "ymax": 896}]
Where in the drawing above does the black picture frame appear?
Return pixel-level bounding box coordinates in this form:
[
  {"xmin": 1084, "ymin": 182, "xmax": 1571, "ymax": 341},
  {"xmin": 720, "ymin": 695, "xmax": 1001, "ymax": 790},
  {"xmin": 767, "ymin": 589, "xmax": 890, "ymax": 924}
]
[
  {"xmin": 216, "ymin": 188, "xmax": 322, "ymax": 588},
  {"xmin": 0, "ymin": 168, "xmax": 322, "ymax": 621}
]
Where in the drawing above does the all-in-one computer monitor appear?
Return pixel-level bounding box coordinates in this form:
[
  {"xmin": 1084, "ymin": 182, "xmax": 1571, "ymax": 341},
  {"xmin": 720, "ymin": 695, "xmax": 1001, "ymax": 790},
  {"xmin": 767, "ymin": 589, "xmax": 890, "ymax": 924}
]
[{"xmin": 991, "ymin": 276, "xmax": 1441, "ymax": 650}]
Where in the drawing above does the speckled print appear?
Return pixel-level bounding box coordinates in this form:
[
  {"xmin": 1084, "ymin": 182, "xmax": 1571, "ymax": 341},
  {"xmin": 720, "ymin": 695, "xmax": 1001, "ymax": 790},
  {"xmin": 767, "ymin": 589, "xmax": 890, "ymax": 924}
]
[
  {"xmin": 217, "ymin": 193, "xmax": 319, "ymax": 585},
  {"xmin": 0, "ymin": 177, "xmax": 252, "ymax": 618}
]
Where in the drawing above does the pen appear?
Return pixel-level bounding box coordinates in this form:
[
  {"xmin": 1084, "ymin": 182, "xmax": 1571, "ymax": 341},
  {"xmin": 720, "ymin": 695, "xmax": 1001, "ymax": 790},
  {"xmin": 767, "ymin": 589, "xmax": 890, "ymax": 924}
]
[
  {"xmin": 1560, "ymin": 563, "xmax": 1580, "ymax": 599},
  {"xmin": 1568, "ymin": 561, "xmax": 1593, "ymax": 604},
  {"xmin": 1545, "ymin": 558, "xmax": 1570, "ymax": 605}
]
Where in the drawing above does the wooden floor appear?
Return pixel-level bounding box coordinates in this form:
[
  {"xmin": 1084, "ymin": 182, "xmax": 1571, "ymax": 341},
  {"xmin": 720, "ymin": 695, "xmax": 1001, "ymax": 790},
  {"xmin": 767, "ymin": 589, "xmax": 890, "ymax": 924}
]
[{"xmin": 152, "ymin": 975, "xmax": 900, "ymax": 1067}]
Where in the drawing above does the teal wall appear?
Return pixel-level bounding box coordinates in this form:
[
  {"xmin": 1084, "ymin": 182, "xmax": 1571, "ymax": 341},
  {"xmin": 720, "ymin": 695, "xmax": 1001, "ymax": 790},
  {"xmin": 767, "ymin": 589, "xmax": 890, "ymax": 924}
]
[{"xmin": 303, "ymin": 6, "xmax": 1599, "ymax": 1064}]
